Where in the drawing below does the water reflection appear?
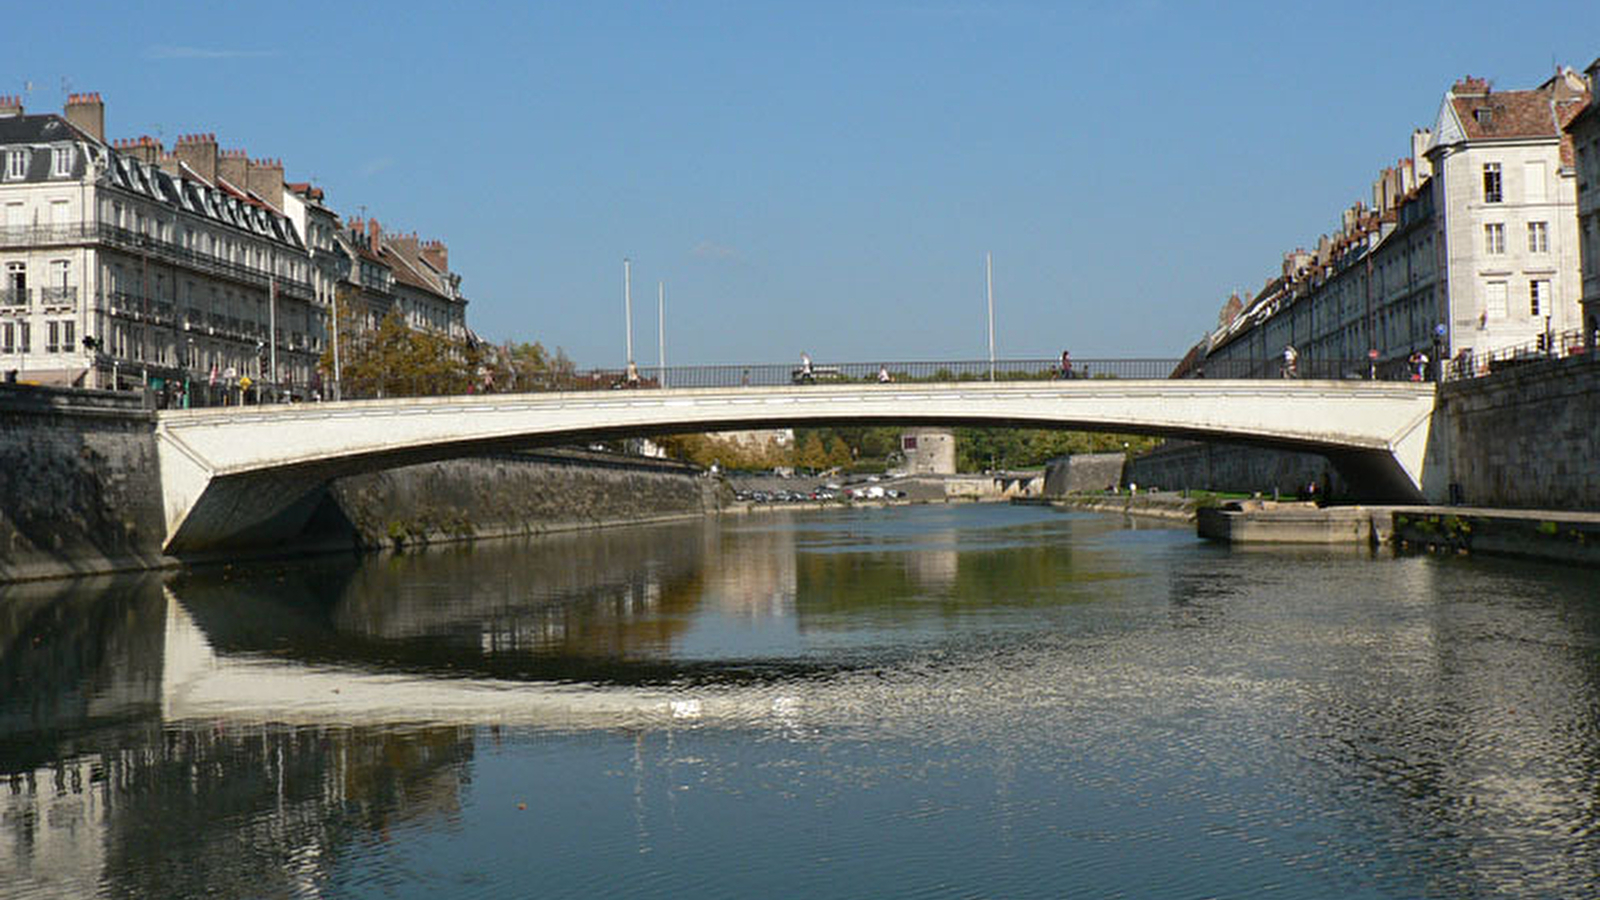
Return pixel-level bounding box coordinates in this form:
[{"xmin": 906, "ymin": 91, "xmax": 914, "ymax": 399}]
[{"xmin": 1, "ymin": 507, "xmax": 1598, "ymax": 899}]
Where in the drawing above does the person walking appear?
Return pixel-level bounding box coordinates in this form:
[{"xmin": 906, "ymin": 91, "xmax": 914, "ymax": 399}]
[
  {"xmin": 877, "ymin": 364, "xmax": 892, "ymax": 383},
  {"xmin": 799, "ymin": 351, "xmax": 814, "ymax": 384},
  {"xmin": 1281, "ymin": 344, "xmax": 1299, "ymax": 378},
  {"xmin": 1058, "ymin": 350, "xmax": 1073, "ymax": 380}
]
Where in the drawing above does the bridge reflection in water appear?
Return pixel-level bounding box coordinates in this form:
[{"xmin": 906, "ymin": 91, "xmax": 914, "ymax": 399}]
[{"xmin": 7, "ymin": 507, "xmax": 1598, "ymax": 898}]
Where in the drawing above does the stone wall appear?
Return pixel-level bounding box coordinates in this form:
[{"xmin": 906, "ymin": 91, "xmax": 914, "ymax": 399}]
[
  {"xmin": 0, "ymin": 385, "xmax": 171, "ymax": 582},
  {"xmin": 1125, "ymin": 440, "xmax": 1340, "ymax": 499},
  {"xmin": 1043, "ymin": 453, "xmax": 1125, "ymax": 497},
  {"xmin": 1127, "ymin": 356, "xmax": 1600, "ymax": 510},
  {"xmin": 1435, "ymin": 355, "xmax": 1600, "ymax": 510},
  {"xmin": 0, "ymin": 388, "xmax": 730, "ymax": 580},
  {"xmin": 327, "ymin": 450, "xmax": 728, "ymax": 550}
]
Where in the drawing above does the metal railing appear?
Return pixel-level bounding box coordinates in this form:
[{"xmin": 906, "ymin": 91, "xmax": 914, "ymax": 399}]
[
  {"xmin": 0, "ymin": 222, "xmax": 314, "ymax": 300},
  {"xmin": 1444, "ymin": 329, "xmax": 1594, "ymax": 381},
  {"xmin": 573, "ymin": 356, "xmax": 1391, "ymax": 391}
]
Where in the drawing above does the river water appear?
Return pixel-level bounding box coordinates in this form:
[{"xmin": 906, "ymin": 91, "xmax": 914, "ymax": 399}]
[{"xmin": 2, "ymin": 504, "xmax": 1598, "ymax": 899}]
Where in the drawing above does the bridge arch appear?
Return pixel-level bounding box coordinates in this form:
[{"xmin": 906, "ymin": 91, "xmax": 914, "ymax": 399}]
[{"xmin": 155, "ymin": 379, "xmax": 1437, "ymax": 554}]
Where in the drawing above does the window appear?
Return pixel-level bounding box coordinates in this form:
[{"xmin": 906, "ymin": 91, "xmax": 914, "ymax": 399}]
[
  {"xmin": 52, "ymin": 147, "xmax": 72, "ymax": 177},
  {"xmin": 47, "ymin": 320, "xmax": 60, "ymax": 353},
  {"xmin": 1485, "ymin": 280, "xmax": 1508, "ymax": 319},
  {"xmin": 0, "ymin": 323, "xmax": 10, "ymax": 352},
  {"xmin": 4, "ymin": 150, "xmax": 26, "ymax": 180},
  {"xmin": 1527, "ymin": 221, "xmax": 1548, "ymax": 253},
  {"xmin": 5, "ymin": 262, "xmax": 24, "ymax": 306},
  {"xmin": 1530, "ymin": 279, "xmax": 1550, "ymax": 317},
  {"xmin": 1483, "ymin": 162, "xmax": 1502, "ymax": 203},
  {"xmin": 1524, "ymin": 160, "xmax": 1547, "ymax": 203},
  {"xmin": 1485, "ymin": 222, "xmax": 1505, "ymax": 254}
]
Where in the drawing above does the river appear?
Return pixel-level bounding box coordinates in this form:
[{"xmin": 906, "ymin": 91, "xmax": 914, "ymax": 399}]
[{"xmin": 3, "ymin": 504, "xmax": 1598, "ymax": 899}]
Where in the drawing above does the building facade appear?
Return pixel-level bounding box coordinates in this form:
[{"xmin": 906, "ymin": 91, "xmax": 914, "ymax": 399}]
[
  {"xmin": 1189, "ymin": 67, "xmax": 1591, "ymax": 380},
  {"xmin": 1, "ymin": 92, "xmax": 472, "ymax": 402},
  {"xmin": 1568, "ymin": 58, "xmax": 1600, "ymax": 343}
]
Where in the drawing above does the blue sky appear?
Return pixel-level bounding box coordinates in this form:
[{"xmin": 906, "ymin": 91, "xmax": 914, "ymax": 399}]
[{"xmin": 10, "ymin": 1, "xmax": 1598, "ymax": 366}]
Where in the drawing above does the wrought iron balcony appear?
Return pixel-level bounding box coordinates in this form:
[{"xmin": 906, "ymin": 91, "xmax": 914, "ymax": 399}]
[{"xmin": 39, "ymin": 286, "xmax": 78, "ymax": 307}]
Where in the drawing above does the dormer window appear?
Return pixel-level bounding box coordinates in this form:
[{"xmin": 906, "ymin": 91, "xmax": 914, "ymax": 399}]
[
  {"xmin": 52, "ymin": 146, "xmax": 73, "ymax": 177},
  {"xmin": 1473, "ymin": 107, "xmax": 1493, "ymax": 127},
  {"xmin": 4, "ymin": 150, "xmax": 27, "ymax": 180}
]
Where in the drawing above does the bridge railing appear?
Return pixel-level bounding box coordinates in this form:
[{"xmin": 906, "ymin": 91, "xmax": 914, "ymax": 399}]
[{"xmin": 585, "ymin": 356, "xmax": 1404, "ymax": 389}]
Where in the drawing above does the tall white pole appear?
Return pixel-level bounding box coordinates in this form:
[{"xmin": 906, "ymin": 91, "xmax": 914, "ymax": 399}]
[
  {"xmin": 623, "ymin": 258, "xmax": 634, "ymax": 364},
  {"xmin": 269, "ymin": 276, "xmax": 278, "ymax": 399},
  {"xmin": 986, "ymin": 252, "xmax": 995, "ymax": 382},
  {"xmin": 657, "ymin": 281, "xmax": 666, "ymax": 388}
]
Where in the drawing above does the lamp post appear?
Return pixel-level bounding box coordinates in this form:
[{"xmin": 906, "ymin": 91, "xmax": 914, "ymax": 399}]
[
  {"xmin": 623, "ymin": 258, "xmax": 634, "ymax": 369},
  {"xmin": 985, "ymin": 252, "xmax": 995, "ymax": 382}
]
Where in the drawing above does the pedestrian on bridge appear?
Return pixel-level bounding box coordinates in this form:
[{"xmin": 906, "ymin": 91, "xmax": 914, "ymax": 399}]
[
  {"xmin": 1058, "ymin": 350, "xmax": 1073, "ymax": 379},
  {"xmin": 1281, "ymin": 344, "xmax": 1299, "ymax": 379},
  {"xmin": 799, "ymin": 352, "xmax": 814, "ymax": 384},
  {"xmin": 878, "ymin": 364, "xmax": 893, "ymax": 383}
]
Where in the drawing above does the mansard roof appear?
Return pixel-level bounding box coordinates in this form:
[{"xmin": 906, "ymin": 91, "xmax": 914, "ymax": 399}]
[
  {"xmin": 103, "ymin": 144, "xmax": 304, "ymax": 250},
  {"xmin": 0, "ymin": 112, "xmax": 93, "ymax": 146},
  {"xmin": 0, "ymin": 114, "xmax": 94, "ymax": 181}
]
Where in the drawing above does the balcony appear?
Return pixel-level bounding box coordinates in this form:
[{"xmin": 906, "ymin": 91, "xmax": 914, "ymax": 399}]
[
  {"xmin": 39, "ymin": 286, "xmax": 78, "ymax": 308},
  {"xmin": 0, "ymin": 287, "xmax": 27, "ymax": 308},
  {"xmin": 0, "ymin": 223, "xmax": 96, "ymax": 248}
]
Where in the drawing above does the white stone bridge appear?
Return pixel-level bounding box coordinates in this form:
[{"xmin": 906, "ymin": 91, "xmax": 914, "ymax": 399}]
[{"xmin": 154, "ymin": 379, "xmax": 1439, "ymax": 554}]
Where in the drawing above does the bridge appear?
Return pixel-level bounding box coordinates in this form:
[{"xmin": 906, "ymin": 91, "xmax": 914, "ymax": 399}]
[{"xmin": 154, "ymin": 368, "xmax": 1439, "ymax": 555}]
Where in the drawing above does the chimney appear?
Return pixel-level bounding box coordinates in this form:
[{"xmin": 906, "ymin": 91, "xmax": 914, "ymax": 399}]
[
  {"xmin": 173, "ymin": 132, "xmax": 218, "ymax": 183},
  {"xmin": 367, "ymin": 218, "xmax": 381, "ymax": 256},
  {"xmin": 420, "ymin": 239, "xmax": 449, "ymax": 272},
  {"xmin": 218, "ymin": 148, "xmax": 248, "ymax": 188},
  {"xmin": 113, "ymin": 135, "xmax": 166, "ymax": 165},
  {"xmin": 0, "ymin": 95, "xmax": 21, "ymax": 118},
  {"xmin": 64, "ymin": 92, "xmax": 104, "ymax": 142},
  {"xmin": 247, "ymin": 157, "xmax": 284, "ymax": 208}
]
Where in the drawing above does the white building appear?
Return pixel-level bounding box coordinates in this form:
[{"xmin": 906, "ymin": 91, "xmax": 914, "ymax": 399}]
[
  {"xmin": 1189, "ymin": 67, "xmax": 1591, "ymax": 379},
  {"xmin": 1427, "ymin": 71, "xmax": 1590, "ymax": 364},
  {"xmin": 1567, "ymin": 58, "xmax": 1600, "ymax": 343},
  {"xmin": 0, "ymin": 93, "xmax": 320, "ymax": 399}
]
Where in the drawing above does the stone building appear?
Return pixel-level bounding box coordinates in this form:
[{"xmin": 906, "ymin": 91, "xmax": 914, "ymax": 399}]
[
  {"xmin": 1189, "ymin": 67, "xmax": 1591, "ymax": 379},
  {"xmin": 1568, "ymin": 57, "xmax": 1600, "ymax": 344},
  {"xmin": 0, "ymin": 94, "xmax": 319, "ymax": 397},
  {"xmin": 0, "ymin": 92, "xmax": 471, "ymax": 401}
]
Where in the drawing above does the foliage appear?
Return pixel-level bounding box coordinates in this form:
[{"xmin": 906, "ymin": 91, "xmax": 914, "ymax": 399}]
[
  {"xmin": 326, "ymin": 307, "xmax": 478, "ymax": 399},
  {"xmin": 320, "ymin": 294, "xmax": 577, "ymax": 399},
  {"xmin": 953, "ymin": 429, "xmax": 1163, "ymax": 472}
]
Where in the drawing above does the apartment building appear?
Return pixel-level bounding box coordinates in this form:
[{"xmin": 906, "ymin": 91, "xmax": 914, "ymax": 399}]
[
  {"xmin": 1190, "ymin": 66, "xmax": 1591, "ymax": 378},
  {"xmin": 1568, "ymin": 58, "xmax": 1600, "ymax": 343},
  {"xmin": 1, "ymin": 92, "xmax": 471, "ymax": 401}
]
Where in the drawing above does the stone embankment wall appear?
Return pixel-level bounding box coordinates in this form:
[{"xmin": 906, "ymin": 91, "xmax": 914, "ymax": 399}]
[
  {"xmin": 1435, "ymin": 356, "xmax": 1599, "ymax": 510},
  {"xmin": 1043, "ymin": 453, "xmax": 1126, "ymax": 497},
  {"xmin": 0, "ymin": 387, "xmax": 728, "ymax": 580},
  {"xmin": 1125, "ymin": 441, "xmax": 1340, "ymax": 499},
  {"xmin": 0, "ymin": 385, "xmax": 171, "ymax": 582},
  {"xmin": 328, "ymin": 450, "xmax": 728, "ymax": 550},
  {"xmin": 1123, "ymin": 357, "xmax": 1598, "ymax": 510}
]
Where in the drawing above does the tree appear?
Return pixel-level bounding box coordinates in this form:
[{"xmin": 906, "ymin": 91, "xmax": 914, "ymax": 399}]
[{"xmin": 324, "ymin": 306, "xmax": 476, "ymax": 399}]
